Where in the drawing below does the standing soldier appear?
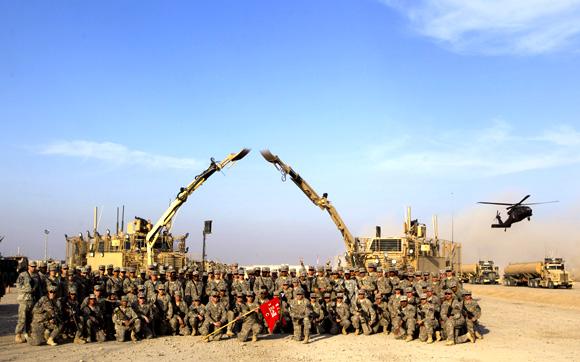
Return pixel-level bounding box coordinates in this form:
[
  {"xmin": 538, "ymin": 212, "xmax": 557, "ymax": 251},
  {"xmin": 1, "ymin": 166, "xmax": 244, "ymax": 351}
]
[
  {"xmin": 165, "ymin": 268, "xmax": 184, "ymax": 298},
  {"xmin": 200, "ymin": 291, "xmax": 228, "ymax": 342},
  {"xmin": 344, "ymin": 269, "xmax": 358, "ymax": 303},
  {"xmin": 184, "ymin": 270, "xmax": 204, "ymax": 306},
  {"xmin": 351, "ymin": 290, "xmax": 376, "ymax": 336},
  {"xmin": 144, "ymin": 270, "xmax": 162, "ymax": 303},
  {"xmin": 187, "ymin": 296, "xmax": 205, "ymax": 336},
  {"xmin": 417, "ymin": 293, "xmax": 437, "ymax": 343},
  {"xmin": 237, "ymin": 292, "xmax": 261, "ymax": 342},
  {"xmin": 106, "ymin": 267, "xmax": 123, "ymax": 298},
  {"xmin": 15, "ymin": 260, "xmax": 41, "ymax": 343},
  {"xmin": 275, "ymin": 265, "xmax": 291, "ymax": 292},
  {"xmin": 289, "ymin": 288, "xmax": 312, "ymax": 344},
  {"xmin": 28, "ymin": 284, "xmax": 62, "ymax": 346},
  {"xmin": 462, "ymin": 290, "xmax": 482, "ymax": 341},
  {"xmin": 253, "ymin": 267, "xmax": 274, "ymax": 296},
  {"xmin": 330, "ymin": 270, "xmax": 346, "ymax": 300},
  {"xmin": 313, "ymin": 266, "xmax": 332, "ymax": 300}
]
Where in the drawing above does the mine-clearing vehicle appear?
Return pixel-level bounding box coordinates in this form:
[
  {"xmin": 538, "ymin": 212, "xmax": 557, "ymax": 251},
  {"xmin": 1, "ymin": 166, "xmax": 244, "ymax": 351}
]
[
  {"xmin": 260, "ymin": 150, "xmax": 461, "ymax": 272},
  {"xmin": 65, "ymin": 148, "xmax": 250, "ymax": 270},
  {"xmin": 503, "ymin": 258, "xmax": 572, "ymax": 288}
]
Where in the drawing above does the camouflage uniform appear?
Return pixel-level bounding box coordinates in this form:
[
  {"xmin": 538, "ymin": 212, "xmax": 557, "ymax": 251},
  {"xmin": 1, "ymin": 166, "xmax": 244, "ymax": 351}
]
[
  {"xmin": 112, "ymin": 298, "xmax": 141, "ymax": 342},
  {"xmin": 289, "ymin": 290, "xmax": 312, "ymax": 343},
  {"xmin": 327, "ymin": 293, "xmax": 351, "ymax": 335},
  {"xmin": 187, "ymin": 299, "xmax": 205, "ymax": 336},
  {"xmin": 417, "ymin": 295, "xmax": 437, "ymax": 343},
  {"xmin": 373, "ymin": 293, "xmax": 390, "ymax": 334},
  {"xmin": 200, "ymin": 294, "xmax": 228, "ymax": 341},
  {"xmin": 440, "ymin": 290, "xmax": 471, "ymax": 345},
  {"xmin": 237, "ymin": 297, "xmax": 261, "ymax": 342},
  {"xmin": 393, "ymin": 296, "xmax": 416, "ymax": 341},
  {"xmin": 15, "ymin": 264, "xmax": 42, "ymax": 341},
  {"xmin": 82, "ymin": 295, "xmax": 107, "ymax": 343},
  {"xmin": 351, "ymin": 291, "xmax": 376, "ymax": 335},
  {"xmin": 29, "ymin": 288, "xmax": 63, "ymax": 346},
  {"xmin": 462, "ymin": 290, "xmax": 482, "ymax": 340},
  {"xmin": 184, "ymin": 273, "xmax": 204, "ymax": 305},
  {"xmin": 170, "ymin": 293, "xmax": 190, "ymax": 336},
  {"xmin": 134, "ymin": 293, "xmax": 155, "ymax": 339},
  {"xmin": 309, "ymin": 295, "xmax": 326, "ymax": 334}
]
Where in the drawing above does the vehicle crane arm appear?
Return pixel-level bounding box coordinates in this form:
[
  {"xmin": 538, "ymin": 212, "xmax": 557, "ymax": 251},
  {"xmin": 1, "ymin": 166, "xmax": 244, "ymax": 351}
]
[
  {"xmin": 145, "ymin": 148, "xmax": 250, "ymax": 265},
  {"xmin": 260, "ymin": 150, "xmax": 361, "ymax": 267}
]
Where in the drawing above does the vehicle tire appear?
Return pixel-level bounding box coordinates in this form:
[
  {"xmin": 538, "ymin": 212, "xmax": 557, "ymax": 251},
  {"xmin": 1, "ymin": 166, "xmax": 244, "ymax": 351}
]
[{"xmin": 548, "ymin": 281, "xmax": 554, "ymax": 289}]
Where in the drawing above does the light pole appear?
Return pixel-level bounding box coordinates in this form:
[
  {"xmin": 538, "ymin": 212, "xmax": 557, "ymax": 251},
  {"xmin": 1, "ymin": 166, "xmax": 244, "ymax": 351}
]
[
  {"xmin": 44, "ymin": 229, "xmax": 50, "ymax": 261},
  {"xmin": 202, "ymin": 220, "xmax": 212, "ymax": 272}
]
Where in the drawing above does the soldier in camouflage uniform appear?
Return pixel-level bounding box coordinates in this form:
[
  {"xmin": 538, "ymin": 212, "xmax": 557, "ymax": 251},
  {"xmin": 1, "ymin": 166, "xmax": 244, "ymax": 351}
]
[
  {"xmin": 170, "ymin": 291, "xmax": 190, "ymax": 336},
  {"xmin": 253, "ymin": 267, "xmax": 274, "ymax": 296},
  {"xmin": 112, "ymin": 295, "xmax": 140, "ymax": 342},
  {"xmin": 184, "ymin": 270, "xmax": 204, "ymax": 306},
  {"xmin": 187, "ymin": 296, "xmax": 205, "ymax": 336},
  {"xmin": 417, "ymin": 293, "xmax": 437, "ymax": 343},
  {"xmin": 62, "ymin": 285, "xmax": 86, "ymax": 344},
  {"xmin": 226, "ymin": 293, "xmax": 246, "ymax": 337},
  {"xmin": 200, "ymin": 292, "xmax": 228, "ymax": 342},
  {"xmin": 393, "ymin": 295, "xmax": 416, "ymax": 342},
  {"xmin": 373, "ymin": 292, "xmax": 390, "ymax": 334},
  {"xmin": 440, "ymin": 289, "xmax": 473, "ymax": 345},
  {"xmin": 154, "ymin": 284, "xmax": 173, "ymax": 336},
  {"xmin": 134, "ymin": 292, "xmax": 155, "ymax": 339},
  {"xmin": 328, "ymin": 292, "xmax": 350, "ymax": 335},
  {"xmin": 309, "ymin": 293, "xmax": 326, "ymax": 335},
  {"xmin": 351, "ymin": 290, "xmax": 376, "ymax": 335},
  {"xmin": 106, "ymin": 267, "xmax": 123, "ymax": 298},
  {"xmin": 15, "ymin": 261, "xmax": 41, "ymax": 343},
  {"xmin": 29, "ymin": 284, "xmax": 62, "ymax": 346},
  {"xmin": 343, "ymin": 269, "xmax": 358, "ymax": 303},
  {"xmin": 165, "ymin": 268, "xmax": 184, "ymax": 298},
  {"xmin": 144, "ymin": 270, "xmax": 162, "ymax": 303},
  {"xmin": 462, "ymin": 290, "xmax": 482, "ymax": 341},
  {"xmin": 237, "ymin": 292, "xmax": 261, "ymax": 342},
  {"xmin": 83, "ymin": 293, "xmax": 106, "ymax": 343},
  {"xmin": 289, "ymin": 288, "xmax": 312, "ymax": 343}
]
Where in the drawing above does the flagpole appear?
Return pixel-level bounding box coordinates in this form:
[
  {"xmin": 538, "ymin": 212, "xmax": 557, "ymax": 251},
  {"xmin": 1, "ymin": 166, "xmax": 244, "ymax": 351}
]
[{"xmin": 203, "ymin": 307, "xmax": 260, "ymax": 340}]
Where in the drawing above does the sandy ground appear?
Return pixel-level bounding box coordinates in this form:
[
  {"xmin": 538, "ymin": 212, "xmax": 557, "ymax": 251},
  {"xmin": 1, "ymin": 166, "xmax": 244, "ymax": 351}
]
[{"xmin": 0, "ymin": 284, "xmax": 578, "ymax": 362}]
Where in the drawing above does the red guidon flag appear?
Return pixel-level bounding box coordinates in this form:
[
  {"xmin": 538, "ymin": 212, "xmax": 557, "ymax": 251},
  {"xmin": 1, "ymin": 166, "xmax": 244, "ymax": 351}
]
[{"xmin": 259, "ymin": 297, "xmax": 281, "ymax": 333}]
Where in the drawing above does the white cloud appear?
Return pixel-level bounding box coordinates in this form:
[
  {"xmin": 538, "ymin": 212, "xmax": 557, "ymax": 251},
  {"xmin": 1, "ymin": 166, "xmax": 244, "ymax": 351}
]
[
  {"xmin": 40, "ymin": 140, "xmax": 200, "ymax": 170},
  {"xmin": 370, "ymin": 122, "xmax": 580, "ymax": 177},
  {"xmin": 382, "ymin": 0, "xmax": 580, "ymax": 55}
]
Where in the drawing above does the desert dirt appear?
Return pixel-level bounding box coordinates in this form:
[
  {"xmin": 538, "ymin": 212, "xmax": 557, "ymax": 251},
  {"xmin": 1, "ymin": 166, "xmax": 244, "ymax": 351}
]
[{"xmin": 0, "ymin": 284, "xmax": 578, "ymax": 362}]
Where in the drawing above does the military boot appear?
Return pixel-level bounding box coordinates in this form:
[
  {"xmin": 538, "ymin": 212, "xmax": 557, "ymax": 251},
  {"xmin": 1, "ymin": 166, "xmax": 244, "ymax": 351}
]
[
  {"xmin": 341, "ymin": 326, "xmax": 347, "ymax": 335},
  {"xmin": 383, "ymin": 325, "xmax": 389, "ymax": 334},
  {"xmin": 14, "ymin": 334, "xmax": 25, "ymax": 343},
  {"xmin": 435, "ymin": 331, "xmax": 442, "ymax": 342},
  {"xmin": 226, "ymin": 327, "xmax": 235, "ymax": 337},
  {"xmin": 251, "ymin": 335, "xmax": 258, "ymax": 342},
  {"xmin": 405, "ymin": 335, "xmax": 413, "ymax": 342},
  {"xmin": 445, "ymin": 340, "xmax": 454, "ymax": 346},
  {"xmin": 46, "ymin": 337, "xmax": 58, "ymax": 346},
  {"xmin": 191, "ymin": 328, "xmax": 197, "ymax": 336},
  {"xmin": 427, "ymin": 336, "xmax": 434, "ymax": 344},
  {"xmin": 302, "ymin": 334, "xmax": 309, "ymax": 344},
  {"xmin": 43, "ymin": 330, "xmax": 50, "ymax": 341},
  {"xmin": 354, "ymin": 328, "xmax": 360, "ymax": 335},
  {"xmin": 467, "ymin": 333, "xmax": 475, "ymax": 343},
  {"xmin": 131, "ymin": 331, "xmax": 138, "ymax": 342},
  {"xmin": 475, "ymin": 330, "xmax": 483, "ymax": 339}
]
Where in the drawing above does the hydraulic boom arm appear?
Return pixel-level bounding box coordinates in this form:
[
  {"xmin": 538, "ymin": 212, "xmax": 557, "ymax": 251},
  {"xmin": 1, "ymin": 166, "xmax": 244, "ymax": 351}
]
[
  {"xmin": 260, "ymin": 149, "xmax": 361, "ymax": 267},
  {"xmin": 145, "ymin": 148, "xmax": 251, "ymax": 265}
]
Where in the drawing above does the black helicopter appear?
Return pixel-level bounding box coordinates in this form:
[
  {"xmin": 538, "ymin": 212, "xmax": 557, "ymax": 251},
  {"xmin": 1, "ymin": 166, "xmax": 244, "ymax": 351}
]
[{"xmin": 477, "ymin": 195, "xmax": 558, "ymax": 230}]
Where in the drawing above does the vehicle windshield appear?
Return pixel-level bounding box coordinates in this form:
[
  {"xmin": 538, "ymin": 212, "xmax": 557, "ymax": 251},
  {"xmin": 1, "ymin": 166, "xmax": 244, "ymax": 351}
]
[{"xmin": 546, "ymin": 264, "xmax": 564, "ymax": 270}]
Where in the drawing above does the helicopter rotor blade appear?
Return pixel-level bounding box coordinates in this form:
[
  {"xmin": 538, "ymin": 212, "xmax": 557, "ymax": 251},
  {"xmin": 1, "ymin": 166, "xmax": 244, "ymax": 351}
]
[
  {"xmin": 477, "ymin": 202, "xmax": 515, "ymax": 206},
  {"xmin": 515, "ymin": 194, "xmax": 530, "ymax": 206},
  {"xmin": 521, "ymin": 201, "xmax": 559, "ymax": 206}
]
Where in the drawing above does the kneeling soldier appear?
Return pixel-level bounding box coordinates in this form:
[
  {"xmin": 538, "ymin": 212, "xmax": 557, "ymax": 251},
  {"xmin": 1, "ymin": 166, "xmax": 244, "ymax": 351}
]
[
  {"xmin": 29, "ymin": 285, "xmax": 62, "ymax": 346},
  {"xmin": 237, "ymin": 292, "xmax": 261, "ymax": 342},
  {"xmin": 112, "ymin": 295, "xmax": 140, "ymax": 342},
  {"xmin": 289, "ymin": 288, "xmax": 312, "ymax": 344}
]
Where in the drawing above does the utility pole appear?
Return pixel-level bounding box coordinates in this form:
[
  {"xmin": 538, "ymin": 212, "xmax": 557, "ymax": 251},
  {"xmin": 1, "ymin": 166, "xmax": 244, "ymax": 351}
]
[
  {"xmin": 202, "ymin": 220, "xmax": 212, "ymax": 272},
  {"xmin": 44, "ymin": 229, "xmax": 50, "ymax": 261}
]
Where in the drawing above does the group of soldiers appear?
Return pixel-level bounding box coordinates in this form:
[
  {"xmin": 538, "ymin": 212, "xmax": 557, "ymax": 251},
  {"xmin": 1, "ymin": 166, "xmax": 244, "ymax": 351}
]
[{"xmin": 14, "ymin": 260, "xmax": 482, "ymax": 347}]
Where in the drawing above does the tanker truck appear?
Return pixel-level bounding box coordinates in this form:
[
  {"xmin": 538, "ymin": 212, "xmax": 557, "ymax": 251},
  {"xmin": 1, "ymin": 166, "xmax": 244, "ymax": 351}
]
[
  {"xmin": 503, "ymin": 258, "xmax": 572, "ymax": 289},
  {"xmin": 460, "ymin": 260, "xmax": 499, "ymax": 284}
]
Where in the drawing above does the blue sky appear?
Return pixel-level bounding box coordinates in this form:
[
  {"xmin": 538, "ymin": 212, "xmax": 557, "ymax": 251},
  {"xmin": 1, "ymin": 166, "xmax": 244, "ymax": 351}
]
[{"xmin": 1, "ymin": 1, "xmax": 580, "ymax": 267}]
